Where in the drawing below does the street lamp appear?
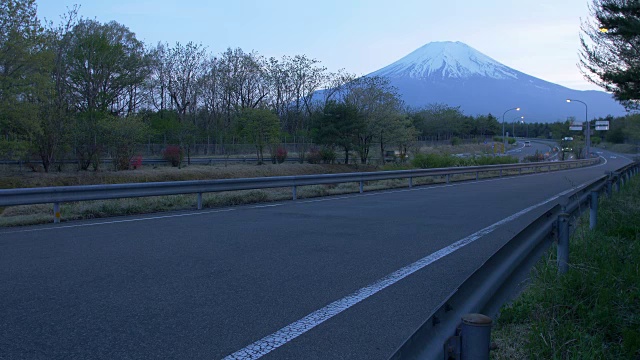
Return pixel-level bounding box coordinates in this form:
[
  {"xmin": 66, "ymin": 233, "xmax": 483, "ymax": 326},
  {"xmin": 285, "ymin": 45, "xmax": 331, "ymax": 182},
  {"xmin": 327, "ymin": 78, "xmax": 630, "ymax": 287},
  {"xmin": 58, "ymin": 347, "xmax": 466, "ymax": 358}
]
[
  {"xmin": 502, "ymin": 107, "xmax": 520, "ymax": 153},
  {"xmin": 566, "ymin": 99, "xmax": 590, "ymax": 158},
  {"xmin": 513, "ymin": 116, "xmax": 524, "ymax": 139}
]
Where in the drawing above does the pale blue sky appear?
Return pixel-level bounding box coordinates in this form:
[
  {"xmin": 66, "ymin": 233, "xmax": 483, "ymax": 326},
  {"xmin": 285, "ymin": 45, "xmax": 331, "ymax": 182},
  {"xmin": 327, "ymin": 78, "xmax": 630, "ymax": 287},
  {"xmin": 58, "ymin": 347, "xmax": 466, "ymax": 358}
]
[{"xmin": 37, "ymin": 0, "xmax": 597, "ymax": 90}]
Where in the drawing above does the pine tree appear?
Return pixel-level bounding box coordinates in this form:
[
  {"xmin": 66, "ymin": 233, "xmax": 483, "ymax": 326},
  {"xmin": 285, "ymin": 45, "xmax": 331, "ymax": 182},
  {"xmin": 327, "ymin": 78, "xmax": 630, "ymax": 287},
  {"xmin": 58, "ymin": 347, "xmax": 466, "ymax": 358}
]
[{"xmin": 580, "ymin": 0, "xmax": 640, "ymax": 109}]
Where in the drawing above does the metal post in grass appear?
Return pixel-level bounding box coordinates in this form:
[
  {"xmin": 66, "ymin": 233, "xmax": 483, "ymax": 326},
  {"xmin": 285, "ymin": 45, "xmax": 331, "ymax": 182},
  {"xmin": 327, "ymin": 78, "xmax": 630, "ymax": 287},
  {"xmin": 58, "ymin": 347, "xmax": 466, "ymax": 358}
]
[
  {"xmin": 476, "ymin": 171, "xmax": 479, "ymax": 181},
  {"xmin": 519, "ymin": 167, "xmax": 522, "ymax": 175},
  {"xmin": 590, "ymin": 191, "xmax": 598, "ymax": 230},
  {"xmin": 558, "ymin": 212, "xmax": 570, "ymax": 274},
  {"xmin": 606, "ymin": 179, "xmax": 612, "ymax": 198},
  {"xmin": 359, "ymin": 181, "xmax": 364, "ymax": 193},
  {"xmin": 197, "ymin": 193, "xmax": 203, "ymax": 210},
  {"xmin": 409, "ymin": 177, "xmax": 413, "ymax": 188},
  {"xmin": 616, "ymin": 177, "xmax": 621, "ymax": 192},
  {"xmin": 548, "ymin": 165, "xmax": 551, "ymax": 172},
  {"xmin": 499, "ymin": 169, "xmax": 502, "ymax": 177},
  {"xmin": 447, "ymin": 174, "xmax": 451, "ymax": 184},
  {"xmin": 53, "ymin": 202, "xmax": 61, "ymax": 224},
  {"xmin": 292, "ymin": 186, "xmax": 297, "ymax": 200},
  {"xmin": 460, "ymin": 313, "xmax": 492, "ymax": 360}
]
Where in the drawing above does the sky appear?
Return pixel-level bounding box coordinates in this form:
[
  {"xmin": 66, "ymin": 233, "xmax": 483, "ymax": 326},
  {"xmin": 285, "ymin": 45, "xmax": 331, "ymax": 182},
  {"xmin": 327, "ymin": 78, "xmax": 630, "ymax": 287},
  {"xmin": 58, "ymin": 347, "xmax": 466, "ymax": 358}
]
[{"xmin": 36, "ymin": 0, "xmax": 599, "ymax": 91}]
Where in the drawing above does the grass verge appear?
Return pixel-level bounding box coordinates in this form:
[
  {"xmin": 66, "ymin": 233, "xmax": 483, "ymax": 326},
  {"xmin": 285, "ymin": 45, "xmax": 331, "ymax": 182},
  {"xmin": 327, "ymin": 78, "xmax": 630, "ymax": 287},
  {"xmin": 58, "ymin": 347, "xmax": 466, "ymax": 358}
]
[{"xmin": 491, "ymin": 176, "xmax": 640, "ymax": 359}]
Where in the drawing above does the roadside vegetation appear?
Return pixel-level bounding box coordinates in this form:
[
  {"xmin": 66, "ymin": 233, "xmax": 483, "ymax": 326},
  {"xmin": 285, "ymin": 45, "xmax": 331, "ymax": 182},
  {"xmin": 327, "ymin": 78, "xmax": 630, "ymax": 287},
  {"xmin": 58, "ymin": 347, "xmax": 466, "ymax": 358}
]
[
  {"xmin": 491, "ymin": 175, "xmax": 640, "ymax": 359},
  {"xmin": 412, "ymin": 153, "xmax": 518, "ymax": 168}
]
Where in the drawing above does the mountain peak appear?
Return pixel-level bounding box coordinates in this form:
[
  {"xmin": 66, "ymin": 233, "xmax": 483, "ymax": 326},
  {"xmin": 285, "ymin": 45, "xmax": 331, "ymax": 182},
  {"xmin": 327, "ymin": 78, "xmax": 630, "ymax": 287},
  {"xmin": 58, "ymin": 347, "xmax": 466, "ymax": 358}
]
[{"xmin": 370, "ymin": 41, "xmax": 520, "ymax": 80}]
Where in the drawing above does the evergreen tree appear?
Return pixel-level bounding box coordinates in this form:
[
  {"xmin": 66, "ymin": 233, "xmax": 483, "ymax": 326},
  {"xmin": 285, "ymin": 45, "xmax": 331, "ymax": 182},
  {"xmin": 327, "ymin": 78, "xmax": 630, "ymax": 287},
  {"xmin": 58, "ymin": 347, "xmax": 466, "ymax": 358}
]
[{"xmin": 580, "ymin": 0, "xmax": 640, "ymax": 109}]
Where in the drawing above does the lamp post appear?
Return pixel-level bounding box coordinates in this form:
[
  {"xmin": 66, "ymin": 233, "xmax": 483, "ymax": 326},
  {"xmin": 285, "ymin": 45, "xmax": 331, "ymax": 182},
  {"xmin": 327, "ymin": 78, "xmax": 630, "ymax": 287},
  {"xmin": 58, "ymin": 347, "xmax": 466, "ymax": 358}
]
[
  {"xmin": 513, "ymin": 116, "xmax": 524, "ymax": 139},
  {"xmin": 502, "ymin": 107, "xmax": 520, "ymax": 153},
  {"xmin": 566, "ymin": 99, "xmax": 590, "ymax": 158}
]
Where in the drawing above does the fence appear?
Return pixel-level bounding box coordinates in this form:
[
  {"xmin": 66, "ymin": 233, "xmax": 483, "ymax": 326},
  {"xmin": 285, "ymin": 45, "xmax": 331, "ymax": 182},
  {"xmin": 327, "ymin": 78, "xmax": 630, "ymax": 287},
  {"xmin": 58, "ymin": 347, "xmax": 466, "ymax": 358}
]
[
  {"xmin": 389, "ymin": 162, "xmax": 640, "ymax": 360},
  {"xmin": 0, "ymin": 158, "xmax": 600, "ymax": 224}
]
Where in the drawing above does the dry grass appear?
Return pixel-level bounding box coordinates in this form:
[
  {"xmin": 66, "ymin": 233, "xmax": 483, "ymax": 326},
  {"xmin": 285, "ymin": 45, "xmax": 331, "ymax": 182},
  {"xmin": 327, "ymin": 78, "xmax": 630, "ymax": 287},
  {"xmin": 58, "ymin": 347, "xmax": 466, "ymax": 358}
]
[
  {"xmin": 0, "ymin": 163, "xmax": 375, "ymax": 189},
  {"xmin": 491, "ymin": 323, "xmax": 531, "ymax": 359},
  {"xmin": 418, "ymin": 143, "xmax": 495, "ymax": 156}
]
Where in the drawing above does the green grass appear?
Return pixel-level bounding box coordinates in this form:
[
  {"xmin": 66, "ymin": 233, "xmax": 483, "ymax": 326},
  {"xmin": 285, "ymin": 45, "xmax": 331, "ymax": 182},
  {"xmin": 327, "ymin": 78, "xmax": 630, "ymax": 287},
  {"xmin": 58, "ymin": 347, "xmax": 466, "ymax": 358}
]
[{"xmin": 491, "ymin": 176, "xmax": 640, "ymax": 359}]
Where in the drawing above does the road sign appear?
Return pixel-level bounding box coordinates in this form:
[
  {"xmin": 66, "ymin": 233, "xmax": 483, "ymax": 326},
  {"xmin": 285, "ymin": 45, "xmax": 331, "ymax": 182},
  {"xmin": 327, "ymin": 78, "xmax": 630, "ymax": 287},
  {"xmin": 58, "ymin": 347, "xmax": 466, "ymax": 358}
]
[
  {"xmin": 569, "ymin": 122, "xmax": 583, "ymax": 131},
  {"xmin": 595, "ymin": 120, "xmax": 610, "ymax": 131}
]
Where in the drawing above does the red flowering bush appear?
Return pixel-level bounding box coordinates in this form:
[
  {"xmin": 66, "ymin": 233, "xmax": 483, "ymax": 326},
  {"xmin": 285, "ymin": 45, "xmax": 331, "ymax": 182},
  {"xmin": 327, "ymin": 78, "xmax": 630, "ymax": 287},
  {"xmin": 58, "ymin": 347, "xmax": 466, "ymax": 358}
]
[
  {"xmin": 162, "ymin": 146, "xmax": 183, "ymax": 167},
  {"xmin": 275, "ymin": 147, "xmax": 288, "ymax": 163}
]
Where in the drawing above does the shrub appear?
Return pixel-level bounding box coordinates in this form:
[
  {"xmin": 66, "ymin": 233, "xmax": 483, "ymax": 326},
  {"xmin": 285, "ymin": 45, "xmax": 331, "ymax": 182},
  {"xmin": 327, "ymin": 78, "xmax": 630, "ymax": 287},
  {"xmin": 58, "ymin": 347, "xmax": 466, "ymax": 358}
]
[
  {"xmin": 275, "ymin": 147, "xmax": 288, "ymax": 164},
  {"xmin": 451, "ymin": 137, "xmax": 462, "ymax": 146},
  {"xmin": 162, "ymin": 145, "xmax": 183, "ymax": 167},
  {"xmin": 412, "ymin": 153, "xmax": 459, "ymax": 168},
  {"xmin": 130, "ymin": 155, "xmax": 143, "ymax": 169},
  {"xmin": 307, "ymin": 148, "xmax": 322, "ymax": 164},
  {"xmin": 320, "ymin": 148, "xmax": 337, "ymax": 164},
  {"xmin": 523, "ymin": 151, "xmax": 544, "ymax": 162}
]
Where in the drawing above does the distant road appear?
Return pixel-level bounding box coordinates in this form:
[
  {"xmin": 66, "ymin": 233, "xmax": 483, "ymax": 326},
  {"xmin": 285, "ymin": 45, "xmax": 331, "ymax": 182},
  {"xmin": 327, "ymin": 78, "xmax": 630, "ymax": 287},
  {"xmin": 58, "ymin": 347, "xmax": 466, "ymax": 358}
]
[
  {"xmin": 0, "ymin": 149, "xmax": 632, "ymax": 360},
  {"xmin": 506, "ymin": 139, "xmax": 555, "ymax": 160}
]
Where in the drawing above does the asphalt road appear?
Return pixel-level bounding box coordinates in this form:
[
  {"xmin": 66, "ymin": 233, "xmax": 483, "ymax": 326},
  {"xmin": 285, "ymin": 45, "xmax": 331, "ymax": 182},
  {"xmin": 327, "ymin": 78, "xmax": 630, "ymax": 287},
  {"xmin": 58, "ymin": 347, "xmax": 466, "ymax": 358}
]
[
  {"xmin": 0, "ymin": 150, "xmax": 633, "ymax": 360},
  {"xmin": 506, "ymin": 139, "xmax": 555, "ymax": 160}
]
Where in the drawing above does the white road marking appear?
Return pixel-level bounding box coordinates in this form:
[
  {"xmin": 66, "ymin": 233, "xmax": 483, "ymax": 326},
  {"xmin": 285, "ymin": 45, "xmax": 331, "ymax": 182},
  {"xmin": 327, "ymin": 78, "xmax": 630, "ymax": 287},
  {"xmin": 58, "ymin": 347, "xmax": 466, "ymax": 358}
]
[{"xmin": 222, "ymin": 184, "xmax": 585, "ymax": 360}]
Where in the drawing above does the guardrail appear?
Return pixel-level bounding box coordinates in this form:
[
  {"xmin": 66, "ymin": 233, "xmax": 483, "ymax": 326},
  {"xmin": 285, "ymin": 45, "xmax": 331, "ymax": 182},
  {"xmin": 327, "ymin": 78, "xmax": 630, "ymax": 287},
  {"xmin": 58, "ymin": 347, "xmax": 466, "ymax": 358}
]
[
  {"xmin": 389, "ymin": 161, "xmax": 640, "ymax": 360},
  {"xmin": 0, "ymin": 158, "xmax": 600, "ymax": 224}
]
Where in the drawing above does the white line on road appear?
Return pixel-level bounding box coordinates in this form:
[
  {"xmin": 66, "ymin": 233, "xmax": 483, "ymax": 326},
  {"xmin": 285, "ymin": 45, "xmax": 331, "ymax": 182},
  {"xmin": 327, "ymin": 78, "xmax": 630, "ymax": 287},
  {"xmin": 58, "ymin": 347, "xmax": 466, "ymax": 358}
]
[{"xmin": 222, "ymin": 184, "xmax": 586, "ymax": 360}]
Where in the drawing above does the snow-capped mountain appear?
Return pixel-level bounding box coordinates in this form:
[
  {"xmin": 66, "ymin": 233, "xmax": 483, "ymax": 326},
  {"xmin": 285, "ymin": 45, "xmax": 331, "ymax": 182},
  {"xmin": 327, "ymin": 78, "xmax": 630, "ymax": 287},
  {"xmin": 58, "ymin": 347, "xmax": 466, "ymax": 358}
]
[
  {"xmin": 367, "ymin": 41, "xmax": 626, "ymax": 122},
  {"xmin": 371, "ymin": 41, "xmax": 519, "ymax": 80}
]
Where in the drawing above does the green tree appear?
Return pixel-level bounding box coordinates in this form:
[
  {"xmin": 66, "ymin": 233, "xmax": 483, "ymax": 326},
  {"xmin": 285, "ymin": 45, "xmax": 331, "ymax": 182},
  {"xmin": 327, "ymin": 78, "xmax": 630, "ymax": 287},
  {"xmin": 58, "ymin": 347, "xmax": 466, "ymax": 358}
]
[
  {"xmin": 66, "ymin": 19, "xmax": 149, "ymax": 115},
  {"xmin": 237, "ymin": 108, "xmax": 280, "ymax": 163},
  {"xmin": 103, "ymin": 116, "xmax": 148, "ymax": 170},
  {"xmin": 0, "ymin": 0, "xmax": 47, "ymax": 151},
  {"xmin": 580, "ymin": 0, "xmax": 640, "ymax": 109},
  {"xmin": 312, "ymin": 101, "xmax": 363, "ymax": 164},
  {"xmin": 344, "ymin": 76, "xmax": 404, "ymax": 163}
]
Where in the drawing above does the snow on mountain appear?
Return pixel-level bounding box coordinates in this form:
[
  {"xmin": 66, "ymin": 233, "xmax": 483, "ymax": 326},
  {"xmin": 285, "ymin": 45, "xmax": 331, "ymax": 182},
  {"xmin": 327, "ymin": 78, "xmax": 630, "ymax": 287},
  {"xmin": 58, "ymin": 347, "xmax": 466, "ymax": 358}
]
[
  {"xmin": 370, "ymin": 41, "xmax": 519, "ymax": 80},
  {"xmin": 364, "ymin": 41, "xmax": 626, "ymax": 122}
]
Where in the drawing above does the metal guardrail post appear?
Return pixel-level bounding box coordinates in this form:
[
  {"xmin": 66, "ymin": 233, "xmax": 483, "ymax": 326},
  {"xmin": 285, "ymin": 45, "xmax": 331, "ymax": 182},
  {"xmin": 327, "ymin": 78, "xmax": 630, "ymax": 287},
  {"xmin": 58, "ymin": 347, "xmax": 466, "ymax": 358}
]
[
  {"xmin": 53, "ymin": 202, "xmax": 61, "ymax": 223},
  {"xmin": 197, "ymin": 193, "xmax": 203, "ymax": 210},
  {"xmin": 475, "ymin": 171, "xmax": 479, "ymax": 181},
  {"xmin": 460, "ymin": 314, "xmax": 492, "ymax": 360},
  {"xmin": 519, "ymin": 168, "xmax": 522, "ymax": 175},
  {"xmin": 557, "ymin": 212, "xmax": 570, "ymax": 274},
  {"xmin": 292, "ymin": 186, "xmax": 297, "ymax": 200},
  {"xmin": 499, "ymin": 169, "xmax": 502, "ymax": 177},
  {"xmin": 548, "ymin": 165, "xmax": 551, "ymax": 172},
  {"xmin": 359, "ymin": 181, "xmax": 364, "ymax": 193},
  {"xmin": 409, "ymin": 177, "xmax": 413, "ymax": 188},
  {"xmin": 606, "ymin": 180, "xmax": 612, "ymax": 198},
  {"xmin": 616, "ymin": 177, "xmax": 621, "ymax": 193},
  {"xmin": 590, "ymin": 191, "xmax": 598, "ymax": 230},
  {"xmin": 447, "ymin": 174, "xmax": 451, "ymax": 184}
]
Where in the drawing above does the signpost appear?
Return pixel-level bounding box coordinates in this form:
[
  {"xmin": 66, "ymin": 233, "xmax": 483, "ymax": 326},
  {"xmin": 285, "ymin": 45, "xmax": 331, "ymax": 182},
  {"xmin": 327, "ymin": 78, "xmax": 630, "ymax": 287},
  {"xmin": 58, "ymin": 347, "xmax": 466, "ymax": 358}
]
[
  {"xmin": 595, "ymin": 120, "xmax": 610, "ymax": 131},
  {"xmin": 569, "ymin": 121, "xmax": 583, "ymax": 131}
]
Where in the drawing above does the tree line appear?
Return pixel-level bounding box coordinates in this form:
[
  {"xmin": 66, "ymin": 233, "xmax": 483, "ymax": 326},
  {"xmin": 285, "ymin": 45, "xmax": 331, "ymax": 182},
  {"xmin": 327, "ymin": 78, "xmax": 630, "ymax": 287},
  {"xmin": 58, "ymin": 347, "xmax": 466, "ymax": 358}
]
[{"xmin": 2, "ymin": 1, "xmax": 637, "ymax": 172}]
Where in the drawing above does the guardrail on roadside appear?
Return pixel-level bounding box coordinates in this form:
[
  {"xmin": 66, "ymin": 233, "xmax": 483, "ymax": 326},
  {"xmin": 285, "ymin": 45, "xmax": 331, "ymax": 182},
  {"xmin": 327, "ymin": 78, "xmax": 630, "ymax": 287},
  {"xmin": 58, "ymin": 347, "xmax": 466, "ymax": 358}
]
[
  {"xmin": 389, "ymin": 161, "xmax": 640, "ymax": 360},
  {"xmin": 0, "ymin": 158, "xmax": 600, "ymax": 224}
]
